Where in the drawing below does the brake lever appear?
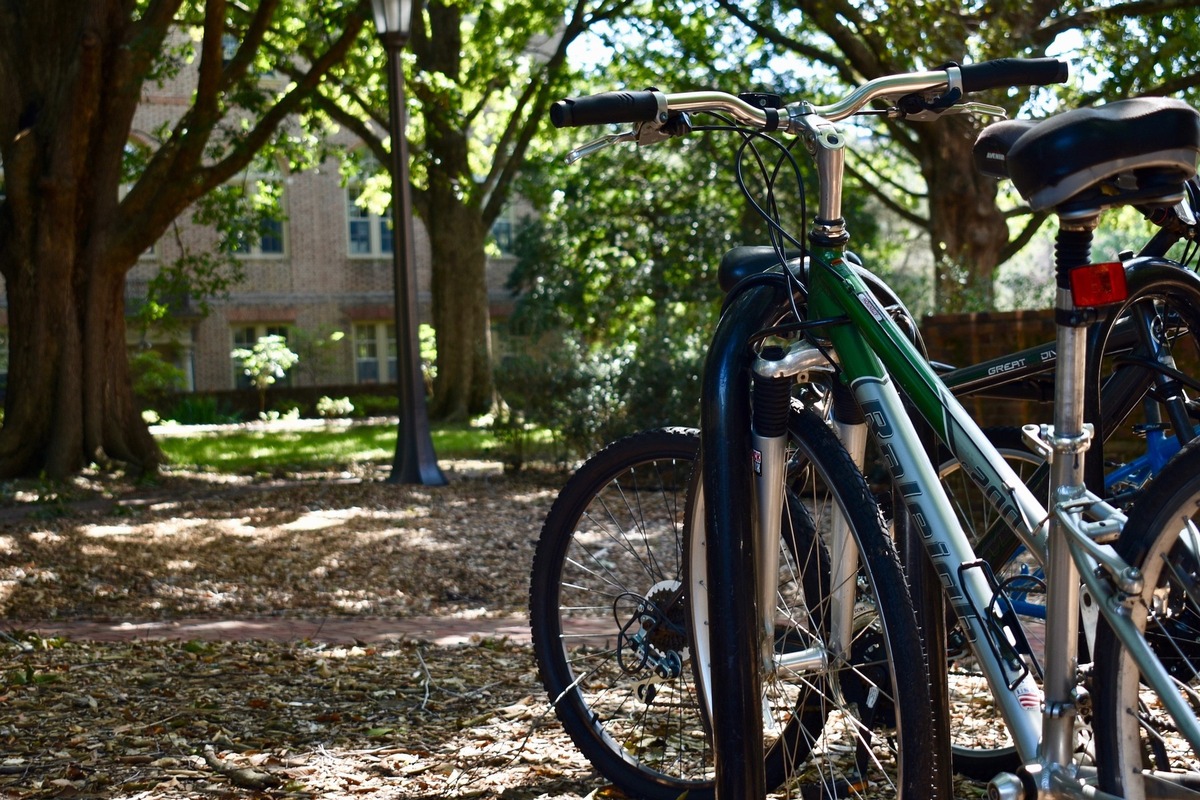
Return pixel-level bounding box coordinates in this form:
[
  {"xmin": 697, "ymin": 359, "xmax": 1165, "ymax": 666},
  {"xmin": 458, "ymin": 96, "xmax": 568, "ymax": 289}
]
[
  {"xmin": 565, "ymin": 113, "xmax": 692, "ymax": 164},
  {"xmin": 953, "ymin": 101, "xmax": 1009, "ymax": 118},
  {"xmin": 566, "ymin": 131, "xmax": 637, "ymax": 164},
  {"xmin": 892, "ymin": 101, "xmax": 1008, "ymax": 122}
]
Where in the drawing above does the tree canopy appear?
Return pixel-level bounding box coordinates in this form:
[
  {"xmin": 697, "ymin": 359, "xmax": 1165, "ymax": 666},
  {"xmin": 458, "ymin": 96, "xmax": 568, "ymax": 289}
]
[
  {"xmin": 707, "ymin": 0, "xmax": 1200, "ymax": 308},
  {"xmin": 0, "ymin": 0, "xmax": 371, "ymax": 478},
  {"xmin": 2, "ymin": 0, "xmax": 1198, "ymax": 479}
]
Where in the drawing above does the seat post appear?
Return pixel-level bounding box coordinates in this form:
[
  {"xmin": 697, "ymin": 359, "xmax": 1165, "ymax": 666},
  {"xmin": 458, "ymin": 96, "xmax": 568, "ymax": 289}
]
[
  {"xmin": 1051, "ymin": 218, "xmax": 1098, "ymax": 447},
  {"xmin": 1039, "ymin": 216, "xmax": 1098, "ymax": 768}
]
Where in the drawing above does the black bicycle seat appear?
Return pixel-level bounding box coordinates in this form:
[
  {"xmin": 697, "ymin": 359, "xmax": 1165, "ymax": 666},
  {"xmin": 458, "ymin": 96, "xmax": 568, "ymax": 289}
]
[
  {"xmin": 718, "ymin": 246, "xmax": 802, "ymax": 292},
  {"xmin": 972, "ymin": 118, "xmax": 1038, "ymax": 180},
  {"xmin": 1000, "ymin": 97, "xmax": 1200, "ymax": 217}
]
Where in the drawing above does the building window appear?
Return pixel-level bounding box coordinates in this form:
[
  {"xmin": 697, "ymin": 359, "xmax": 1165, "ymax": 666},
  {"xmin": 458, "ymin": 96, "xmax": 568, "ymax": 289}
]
[
  {"xmin": 227, "ymin": 177, "xmax": 286, "ymax": 258},
  {"xmin": 231, "ymin": 324, "xmax": 292, "ymax": 389},
  {"xmin": 354, "ymin": 322, "xmax": 396, "ymax": 383},
  {"xmin": 231, "ymin": 215, "xmax": 285, "ymax": 257},
  {"xmin": 491, "ymin": 218, "xmax": 514, "ymax": 255},
  {"xmin": 347, "ymin": 187, "xmax": 393, "ymax": 257},
  {"xmin": 490, "ymin": 205, "xmax": 520, "ymax": 256},
  {"xmin": 214, "ymin": 154, "xmax": 287, "ymax": 258}
]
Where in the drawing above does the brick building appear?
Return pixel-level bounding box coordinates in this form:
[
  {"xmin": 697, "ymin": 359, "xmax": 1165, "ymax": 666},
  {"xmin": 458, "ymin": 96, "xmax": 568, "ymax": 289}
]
[{"xmin": 1, "ymin": 37, "xmax": 520, "ymax": 399}]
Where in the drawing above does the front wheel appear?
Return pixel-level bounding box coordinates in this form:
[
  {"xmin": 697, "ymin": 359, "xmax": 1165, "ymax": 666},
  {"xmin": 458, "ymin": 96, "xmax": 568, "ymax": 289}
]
[
  {"xmin": 688, "ymin": 407, "xmax": 935, "ymax": 799},
  {"xmin": 529, "ymin": 428, "xmax": 713, "ymax": 800},
  {"xmin": 1094, "ymin": 440, "xmax": 1200, "ymax": 800}
]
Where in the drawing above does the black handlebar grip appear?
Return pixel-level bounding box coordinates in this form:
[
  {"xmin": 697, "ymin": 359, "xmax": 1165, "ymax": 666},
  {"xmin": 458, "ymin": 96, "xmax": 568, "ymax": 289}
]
[
  {"xmin": 959, "ymin": 58, "xmax": 1069, "ymax": 94},
  {"xmin": 549, "ymin": 91, "xmax": 661, "ymax": 128}
]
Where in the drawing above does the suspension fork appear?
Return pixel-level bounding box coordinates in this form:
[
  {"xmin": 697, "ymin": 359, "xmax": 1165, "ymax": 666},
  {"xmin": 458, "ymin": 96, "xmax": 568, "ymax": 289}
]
[
  {"xmin": 828, "ymin": 383, "xmax": 867, "ymax": 660},
  {"xmin": 750, "ymin": 348, "xmax": 790, "ymax": 677},
  {"xmin": 749, "ymin": 350, "xmax": 866, "ymax": 674}
]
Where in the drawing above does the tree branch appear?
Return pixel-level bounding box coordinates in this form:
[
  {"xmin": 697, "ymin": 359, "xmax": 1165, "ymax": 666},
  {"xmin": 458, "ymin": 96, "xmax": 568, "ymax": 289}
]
[
  {"xmin": 120, "ymin": 5, "xmax": 370, "ymax": 250},
  {"xmin": 714, "ymin": 0, "xmax": 849, "ymax": 79},
  {"xmin": 192, "ymin": 0, "xmax": 228, "ymax": 126},
  {"xmin": 478, "ymin": 0, "xmax": 603, "ymax": 222},
  {"xmin": 124, "ymin": 0, "xmax": 186, "ymax": 84},
  {"xmin": 1033, "ymin": 0, "xmax": 1200, "ymax": 45},
  {"xmin": 310, "ymin": 91, "xmax": 389, "ymax": 165},
  {"xmin": 218, "ymin": 0, "xmax": 282, "ymax": 92},
  {"xmin": 998, "ymin": 210, "xmax": 1050, "ymax": 264},
  {"xmin": 793, "ymin": 0, "xmax": 886, "ymax": 79},
  {"xmin": 843, "ymin": 157, "xmax": 928, "ymax": 228}
]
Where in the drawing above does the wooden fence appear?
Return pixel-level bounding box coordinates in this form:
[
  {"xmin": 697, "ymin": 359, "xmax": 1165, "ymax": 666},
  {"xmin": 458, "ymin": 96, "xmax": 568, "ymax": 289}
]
[{"xmin": 920, "ymin": 308, "xmax": 1057, "ymax": 430}]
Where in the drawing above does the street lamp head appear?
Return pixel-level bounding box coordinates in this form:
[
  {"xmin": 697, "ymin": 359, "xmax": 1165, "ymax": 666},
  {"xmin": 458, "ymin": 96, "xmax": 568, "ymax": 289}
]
[{"xmin": 369, "ymin": 0, "xmax": 414, "ymax": 41}]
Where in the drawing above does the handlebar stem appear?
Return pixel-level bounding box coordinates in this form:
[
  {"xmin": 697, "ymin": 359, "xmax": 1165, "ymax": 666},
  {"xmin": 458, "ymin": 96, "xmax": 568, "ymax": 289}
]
[{"xmin": 796, "ymin": 115, "xmax": 850, "ymax": 245}]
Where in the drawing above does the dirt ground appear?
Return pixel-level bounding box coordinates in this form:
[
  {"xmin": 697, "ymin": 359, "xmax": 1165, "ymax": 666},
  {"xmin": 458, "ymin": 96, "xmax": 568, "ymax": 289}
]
[{"xmin": 0, "ymin": 465, "xmax": 618, "ymax": 799}]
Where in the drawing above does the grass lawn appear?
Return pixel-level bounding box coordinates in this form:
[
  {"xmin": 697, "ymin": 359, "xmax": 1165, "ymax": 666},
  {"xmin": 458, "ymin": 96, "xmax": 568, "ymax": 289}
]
[{"xmin": 155, "ymin": 419, "xmax": 511, "ymax": 474}]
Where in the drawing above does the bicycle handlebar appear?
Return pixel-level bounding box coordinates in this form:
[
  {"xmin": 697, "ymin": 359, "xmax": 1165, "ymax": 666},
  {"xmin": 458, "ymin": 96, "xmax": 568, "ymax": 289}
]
[
  {"xmin": 549, "ymin": 58, "xmax": 1069, "ymax": 130},
  {"xmin": 958, "ymin": 58, "xmax": 1068, "ymax": 94},
  {"xmin": 549, "ymin": 90, "xmax": 663, "ymax": 128}
]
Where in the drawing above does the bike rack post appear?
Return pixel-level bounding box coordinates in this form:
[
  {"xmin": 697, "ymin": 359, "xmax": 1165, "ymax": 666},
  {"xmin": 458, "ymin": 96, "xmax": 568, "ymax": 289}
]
[{"xmin": 701, "ymin": 284, "xmax": 780, "ymax": 800}]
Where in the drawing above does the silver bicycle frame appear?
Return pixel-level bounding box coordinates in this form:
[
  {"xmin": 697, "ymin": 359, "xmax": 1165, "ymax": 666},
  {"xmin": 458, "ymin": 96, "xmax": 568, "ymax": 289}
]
[{"xmin": 746, "ymin": 110, "xmax": 1200, "ymax": 798}]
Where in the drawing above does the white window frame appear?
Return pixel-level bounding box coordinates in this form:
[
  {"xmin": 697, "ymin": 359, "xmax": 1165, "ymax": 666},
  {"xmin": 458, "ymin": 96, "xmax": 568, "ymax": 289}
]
[
  {"xmin": 346, "ymin": 185, "xmax": 393, "ymax": 258},
  {"xmin": 353, "ymin": 322, "xmax": 397, "ymax": 384}
]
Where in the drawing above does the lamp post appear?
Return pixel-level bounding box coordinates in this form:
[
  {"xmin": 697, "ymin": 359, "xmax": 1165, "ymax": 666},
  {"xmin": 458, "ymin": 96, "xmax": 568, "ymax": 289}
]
[{"xmin": 370, "ymin": 0, "xmax": 446, "ymax": 486}]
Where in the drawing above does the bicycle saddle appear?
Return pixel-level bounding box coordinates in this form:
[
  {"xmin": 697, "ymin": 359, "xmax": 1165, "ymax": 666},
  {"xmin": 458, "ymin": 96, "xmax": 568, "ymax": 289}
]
[
  {"xmin": 982, "ymin": 97, "xmax": 1200, "ymax": 218},
  {"xmin": 972, "ymin": 118, "xmax": 1037, "ymax": 180}
]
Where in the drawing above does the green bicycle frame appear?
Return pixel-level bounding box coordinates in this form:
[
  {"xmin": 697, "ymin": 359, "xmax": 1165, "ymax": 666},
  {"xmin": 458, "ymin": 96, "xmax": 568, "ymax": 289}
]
[
  {"xmin": 805, "ymin": 244, "xmax": 1051, "ymax": 762},
  {"xmin": 798, "ymin": 240, "xmax": 1200, "ymax": 772}
]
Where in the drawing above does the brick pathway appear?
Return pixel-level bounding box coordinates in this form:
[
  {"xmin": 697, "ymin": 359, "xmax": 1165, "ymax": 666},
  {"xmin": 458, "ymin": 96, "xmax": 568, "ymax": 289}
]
[{"xmin": 18, "ymin": 614, "xmax": 535, "ymax": 647}]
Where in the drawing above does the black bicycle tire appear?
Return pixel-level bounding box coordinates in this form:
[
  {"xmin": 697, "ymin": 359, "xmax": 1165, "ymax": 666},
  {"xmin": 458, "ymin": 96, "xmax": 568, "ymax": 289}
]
[
  {"xmin": 529, "ymin": 427, "xmax": 713, "ymax": 800},
  {"xmin": 1087, "ymin": 259, "xmax": 1200, "ymax": 493},
  {"xmin": 688, "ymin": 406, "xmax": 936, "ymax": 799},
  {"xmin": 1093, "ymin": 439, "xmax": 1200, "ymax": 797}
]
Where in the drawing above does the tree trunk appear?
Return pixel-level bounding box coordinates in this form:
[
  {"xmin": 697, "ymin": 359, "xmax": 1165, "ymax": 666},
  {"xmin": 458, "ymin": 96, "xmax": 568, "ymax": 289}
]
[
  {"xmin": 0, "ymin": 5, "xmax": 162, "ymax": 480},
  {"xmin": 0, "ymin": 168, "xmax": 161, "ymax": 480},
  {"xmin": 920, "ymin": 120, "xmax": 1012, "ymax": 311},
  {"xmin": 0, "ymin": 2, "xmax": 366, "ymax": 479},
  {"xmin": 426, "ymin": 199, "xmax": 493, "ymax": 421}
]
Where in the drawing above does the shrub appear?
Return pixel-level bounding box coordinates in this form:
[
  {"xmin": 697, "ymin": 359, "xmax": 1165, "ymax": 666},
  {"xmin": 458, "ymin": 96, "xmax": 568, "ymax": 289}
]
[
  {"xmin": 493, "ymin": 322, "xmax": 706, "ymax": 466},
  {"xmin": 165, "ymin": 395, "xmax": 243, "ymax": 425},
  {"xmin": 259, "ymin": 406, "xmax": 301, "ymax": 422},
  {"xmin": 493, "ymin": 333, "xmax": 625, "ymax": 463},
  {"xmin": 347, "ymin": 394, "xmax": 398, "ymax": 418},
  {"xmin": 317, "ymin": 396, "xmax": 355, "ymax": 418},
  {"xmin": 130, "ymin": 348, "xmax": 186, "ymax": 407},
  {"xmin": 231, "ymin": 335, "xmax": 299, "ymax": 414}
]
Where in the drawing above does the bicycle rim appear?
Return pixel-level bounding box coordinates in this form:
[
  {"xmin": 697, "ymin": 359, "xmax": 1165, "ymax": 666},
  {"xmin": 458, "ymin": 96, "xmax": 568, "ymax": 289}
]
[{"xmin": 1095, "ymin": 441, "xmax": 1200, "ymax": 800}]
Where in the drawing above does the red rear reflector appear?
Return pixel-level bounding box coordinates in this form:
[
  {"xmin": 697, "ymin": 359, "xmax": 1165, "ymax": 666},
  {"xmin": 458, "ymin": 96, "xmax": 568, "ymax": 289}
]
[{"xmin": 1070, "ymin": 262, "xmax": 1127, "ymax": 307}]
